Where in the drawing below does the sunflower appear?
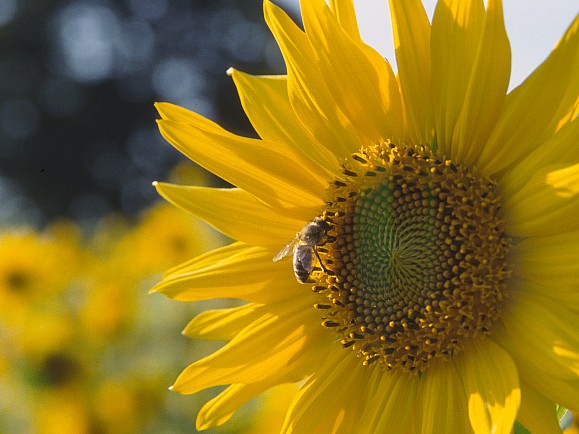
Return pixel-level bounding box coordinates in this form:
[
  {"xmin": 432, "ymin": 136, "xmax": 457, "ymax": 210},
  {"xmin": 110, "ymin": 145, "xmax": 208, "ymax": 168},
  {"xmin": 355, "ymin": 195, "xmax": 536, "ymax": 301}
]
[
  {"xmin": 0, "ymin": 226, "xmax": 80, "ymax": 322},
  {"xmin": 152, "ymin": 0, "xmax": 579, "ymax": 432}
]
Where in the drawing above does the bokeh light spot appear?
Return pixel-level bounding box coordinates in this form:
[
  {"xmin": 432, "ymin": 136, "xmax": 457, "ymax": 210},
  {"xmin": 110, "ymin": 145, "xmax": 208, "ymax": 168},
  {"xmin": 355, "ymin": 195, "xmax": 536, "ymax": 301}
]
[
  {"xmin": 0, "ymin": 0, "xmax": 17, "ymax": 27},
  {"xmin": 54, "ymin": 3, "xmax": 119, "ymax": 82},
  {"xmin": 152, "ymin": 57, "xmax": 204, "ymax": 102}
]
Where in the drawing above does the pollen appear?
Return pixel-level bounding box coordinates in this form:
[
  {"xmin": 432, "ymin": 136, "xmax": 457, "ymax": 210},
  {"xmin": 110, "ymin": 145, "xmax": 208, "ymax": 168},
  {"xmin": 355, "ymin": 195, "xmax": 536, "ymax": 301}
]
[{"xmin": 313, "ymin": 141, "xmax": 510, "ymax": 372}]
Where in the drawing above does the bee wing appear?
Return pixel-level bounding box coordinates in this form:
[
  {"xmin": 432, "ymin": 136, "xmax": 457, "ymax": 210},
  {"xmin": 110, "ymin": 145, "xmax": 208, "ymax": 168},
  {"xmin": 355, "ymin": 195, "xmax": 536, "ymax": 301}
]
[
  {"xmin": 295, "ymin": 244, "xmax": 314, "ymax": 272},
  {"xmin": 273, "ymin": 236, "xmax": 299, "ymax": 262}
]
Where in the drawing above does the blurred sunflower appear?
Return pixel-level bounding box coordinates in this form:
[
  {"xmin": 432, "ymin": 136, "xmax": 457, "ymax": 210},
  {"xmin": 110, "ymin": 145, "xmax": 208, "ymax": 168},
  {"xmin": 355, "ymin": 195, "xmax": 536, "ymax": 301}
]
[
  {"xmin": 0, "ymin": 227, "xmax": 79, "ymax": 322},
  {"xmin": 152, "ymin": 0, "xmax": 579, "ymax": 432},
  {"xmin": 129, "ymin": 202, "xmax": 222, "ymax": 275}
]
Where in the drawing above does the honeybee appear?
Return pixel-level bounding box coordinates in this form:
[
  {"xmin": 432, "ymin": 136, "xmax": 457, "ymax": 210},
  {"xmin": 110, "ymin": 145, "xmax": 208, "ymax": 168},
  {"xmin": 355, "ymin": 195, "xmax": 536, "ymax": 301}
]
[{"xmin": 273, "ymin": 217, "xmax": 331, "ymax": 283}]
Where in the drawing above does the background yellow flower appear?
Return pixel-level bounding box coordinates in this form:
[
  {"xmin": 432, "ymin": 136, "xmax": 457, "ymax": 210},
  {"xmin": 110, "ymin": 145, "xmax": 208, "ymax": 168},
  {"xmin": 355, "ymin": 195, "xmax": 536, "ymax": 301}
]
[{"xmin": 0, "ymin": 201, "xmax": 276, "ymax": 433}]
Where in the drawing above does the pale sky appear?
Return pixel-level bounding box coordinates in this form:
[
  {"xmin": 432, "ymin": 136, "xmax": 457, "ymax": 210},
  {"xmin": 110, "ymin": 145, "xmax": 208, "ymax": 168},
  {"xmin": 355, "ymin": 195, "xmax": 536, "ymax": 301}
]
[{"xmin": 277, "ymin": 0, "xmax": 579, "ymax": 90}]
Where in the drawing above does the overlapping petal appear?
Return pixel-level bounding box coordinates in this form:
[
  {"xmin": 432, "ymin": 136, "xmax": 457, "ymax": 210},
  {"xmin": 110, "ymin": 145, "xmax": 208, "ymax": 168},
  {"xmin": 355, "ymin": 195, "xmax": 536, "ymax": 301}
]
[
  {"xmin": 417, "ymin": 362, "xmax": 470, "ymax": 433},
  {"xmin": 503, "ymin": 159, "xmax": 579, "ymax": 237},
  {"xmin": 498, "ymin": 288, "xmax": 579, "ymax": 380},
  {"xmin": 228, "ymin": 69, "xmax": 341, "ymax": 178},
  {"xmin": 151, "ymin": 242, "xmax": 303, "ymax": 304},
  {"xmin": 499, "ymin": 117, "xmax": 579, "ymax": 198},
  {"xmin": 507, "ymin": 359, "xmax": 579, "ymax": 417},
  {"xmin": 451, "ymin": 0, "xmax": 511, "ymax": 170},
  {"xmin": 431, "ymin": 0, "xmax": 485, "ymax": 154},
  {"xmin": 301, "ymin": 0, "xmax": 405, "ymax": 144},
  {"xmin": 328, "ymin": 0, "xmax": 360, "ymax": 40},
  {"xmin": 197, "ymin": 382, "xmax": 268, "ymax": 430},
  {"xmin": 281, "ymin": 346, "xmax": 369, "ymax": 433},
  {"xmin": 154, "ymin": 183, "xmax": 303, "ymax": 248},
  {"xmin": 478, "ymin": 14, "xmax": 579, "ymax": 175},
  {"xmin": 264, "ymin": 0, "xmax": 365, "ymax": 158},
  {"xmin": 182, "ymin": 303, "xmax": 264, "ymax": 341},
  {"xmin": 156, "ymin": 102, "xmax": 325, "ymax": 218},
  {"xmin": 454, "ymin": 339, "xmax": 520, "ymax": 434},
  {"xmin": 389, "ymin": 0, "xmax": 433, "ymax": 145},
  {"xmin": 496, "ymin": 303, "xmax": 579, "ymax": 413},
  {"xmin": 171, "ymin": 295, "xmax": 326, "ymax": 394},
  {"xmin": 357, "ymin": 370, "xmax": 419, "ymax": 433},
  {"xmin": 515, "ymin": 380, "xmax": 562, "ymax": 434},
  {"xmin": 512, "ymin": 229, "xmax": 579, "ymax": 300},
  {"xmin": 196, "ymin": 381, "xmax": 296, "ymax": 430}
]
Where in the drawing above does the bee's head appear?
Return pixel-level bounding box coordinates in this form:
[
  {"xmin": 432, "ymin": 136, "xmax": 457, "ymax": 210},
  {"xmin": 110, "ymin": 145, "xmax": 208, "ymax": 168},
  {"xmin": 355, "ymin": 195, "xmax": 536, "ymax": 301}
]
[{"xmin": 303, "ymin": 217, "xmax": 331, "ymax": 245}]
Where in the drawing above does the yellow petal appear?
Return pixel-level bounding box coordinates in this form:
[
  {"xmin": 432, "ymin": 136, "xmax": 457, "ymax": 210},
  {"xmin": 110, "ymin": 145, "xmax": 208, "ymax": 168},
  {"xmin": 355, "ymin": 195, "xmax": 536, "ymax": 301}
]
[
  {"xmin": 431, "ymin": 0, "xmax": 485, "ymax": 155},
  {"xmin": 228, "ymin": 69, "xmax": 341, "ymax": 178},
  {"xmin": 183, "ymin": 303, "xmax": 263, "ymax": 341},
  {"xmin": 328, "ymin": 0, "xmax": 360, "ymax": 40},
  {"xmin": 515, "ymin": 379, "xmax": 562, "ymax": 434},
  {"xmin": 151, "ymin": 243, "xmax": 303, "ymax": 304},
  {"xmin": 301, "ymin": 0, "xmax": 404, "ymax": 143},
  {"xmin": 172, "ymin": 295, "xmax": 325, "ymax": 394},
  {"xmin": 355, "ymin": 368, "xmax": 393, "ymax": 433},
  {"xmin": 418, "ymin": 361, "xmax": 470, "ymax": 433},
  {"xmin": 494, "ymin": 321, "xmax": 579, "ymax": 414},
  {"xmin": 197, "ymin": 383, "xmax": 264, "ymax": 430},
  {"xmin": 478, "ymin": 14, "xmax": 579, "ymax": 174},
  {"xmin": 503, "ymin": 160, "xmax": 579, "ymax": 237},
  {"xmin": 264, "ymin": 0, "xmax": 366, "ymax": 158},
  {"xmin": 499, "ymin": 117, "xmax": 579, "ymax": 199},
  {"xmin": 499, "ymin": 287, "xmax": 579, "ymax": 379},
  {"xmin": 452, "ymin": 0, "xmax": 511, "ymax": 170},
  {"xmin": 281, "ymin": 347, "xmax": 369, "ymax": 434},
  {"xmin": 454, "ymin": 339, "xmax": 520, "ymax": 434},
  {"xmin": 155, "ymin": 103, "xmax": 325, "ymax": 217},
  {"xmin": 512, "ymin": 229, "xmax": 579, "ymax": 294},
  {"xmin": 358, "ymin": 370, "xmax": 419, "ymax": 433},
  {"xmin": 154, "ymin": 183, "xmax": 303, "ymax": 248},
  {"xmin": 389, "ymin": 0, "xmax": 433, "ymax": 145},
  {"xmin": 197, "ymin": 381, "xmax": 297, "ymax": 430},
  {"xmin": 361, "ymin": 45, "xmax": 407, "ymax": 142}
]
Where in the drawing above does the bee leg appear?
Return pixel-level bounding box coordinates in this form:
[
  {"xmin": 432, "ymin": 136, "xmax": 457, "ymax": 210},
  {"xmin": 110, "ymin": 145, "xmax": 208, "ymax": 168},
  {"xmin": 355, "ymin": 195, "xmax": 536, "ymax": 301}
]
[{"xmin": 313, "ymin": 247, "xmax": 328, "ymax": 273}]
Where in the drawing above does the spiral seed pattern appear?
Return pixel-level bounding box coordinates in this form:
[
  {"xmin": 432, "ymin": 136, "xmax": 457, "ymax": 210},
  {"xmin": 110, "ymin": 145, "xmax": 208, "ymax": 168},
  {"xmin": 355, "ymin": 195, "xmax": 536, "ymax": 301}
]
[{"xmin": 313, "ymin": 142, "xmax": 510, "ymax": 372}]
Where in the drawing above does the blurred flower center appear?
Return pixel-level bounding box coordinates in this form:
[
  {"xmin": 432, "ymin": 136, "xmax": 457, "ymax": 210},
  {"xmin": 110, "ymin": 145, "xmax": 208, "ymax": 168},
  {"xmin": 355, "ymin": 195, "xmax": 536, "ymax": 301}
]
[
  {"xmin": 315, "ymin": 141, "xmax": 511, "ymax": 372},
  {"xmin": 38, "ymin": 352, "xmax": 81, "ymax": 387},
  {"xmin": 5, "ymin": 269, "xmax": 31, "ymax": 292}
]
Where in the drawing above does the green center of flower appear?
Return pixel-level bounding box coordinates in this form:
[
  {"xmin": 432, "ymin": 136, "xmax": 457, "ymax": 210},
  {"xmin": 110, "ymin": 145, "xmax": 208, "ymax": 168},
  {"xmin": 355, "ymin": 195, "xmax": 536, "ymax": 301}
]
[{"xmin": 313, "ymin": 141, "xmax": 510, "ymax": 372}]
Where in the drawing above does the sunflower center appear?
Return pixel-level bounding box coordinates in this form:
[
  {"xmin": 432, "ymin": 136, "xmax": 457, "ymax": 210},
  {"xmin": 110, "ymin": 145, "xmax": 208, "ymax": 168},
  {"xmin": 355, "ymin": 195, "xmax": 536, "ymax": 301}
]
[
  {"xmin": 313, "ymin": 142, "xmax": 510, "ymax": 372},
  {"xmin": 5, "ymin": 269, "xmax": 31, "ymax": 292}
]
